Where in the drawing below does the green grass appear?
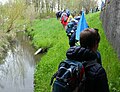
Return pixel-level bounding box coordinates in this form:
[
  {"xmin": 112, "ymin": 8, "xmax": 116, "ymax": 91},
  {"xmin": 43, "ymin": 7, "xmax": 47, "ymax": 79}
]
[
  {"xmin": 86, "ymin": 12, "xmax": 120, "ymax": 92},
  {"xmin": 28, "ymin": 18, "xmax": 69, "ymax": 92},
  {"xmin": 29, "ymin": 12, "xmax": 120, "ymax": 92}
]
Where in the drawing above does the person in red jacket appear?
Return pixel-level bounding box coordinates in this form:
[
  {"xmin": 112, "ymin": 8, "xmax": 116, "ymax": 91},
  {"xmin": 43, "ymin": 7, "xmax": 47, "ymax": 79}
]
[{"xmin": 61, "ymin": 12, "xmax": 68, "ymax": 29}]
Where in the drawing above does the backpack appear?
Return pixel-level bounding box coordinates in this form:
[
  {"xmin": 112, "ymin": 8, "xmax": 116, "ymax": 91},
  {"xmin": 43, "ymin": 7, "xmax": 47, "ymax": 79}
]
[
  {"xmin": 50, "ymin": 59, "xmax": 86, "ymax": 92},
  {"xmin": 66, "ymin": 22, "xmax": 75, "ymax": 39}
]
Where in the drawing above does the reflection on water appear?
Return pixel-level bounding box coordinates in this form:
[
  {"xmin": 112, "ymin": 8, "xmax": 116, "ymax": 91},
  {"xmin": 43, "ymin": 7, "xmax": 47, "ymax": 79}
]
[{"xmin": 0, "ymin": 32, "xmax": 40, "ymax": 92}]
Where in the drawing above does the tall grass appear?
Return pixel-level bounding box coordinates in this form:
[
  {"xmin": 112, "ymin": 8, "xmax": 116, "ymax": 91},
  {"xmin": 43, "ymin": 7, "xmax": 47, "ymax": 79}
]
[{"xmin": 29, "ymin": 12, "xmax": 120, "ymax": 92}]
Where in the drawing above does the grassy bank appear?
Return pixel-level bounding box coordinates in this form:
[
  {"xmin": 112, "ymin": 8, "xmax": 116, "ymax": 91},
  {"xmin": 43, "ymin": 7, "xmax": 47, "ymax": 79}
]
[
  {"xmin": 29, "ymin": 12, "xmax": 120, "ymax": 92},
  {"xmin": 86, "ymin": 12, "xmax": 120, "ymax": 92},
  {"xmin": 28, "ymin": 19, "xmax": 69, "ymax": 92}
]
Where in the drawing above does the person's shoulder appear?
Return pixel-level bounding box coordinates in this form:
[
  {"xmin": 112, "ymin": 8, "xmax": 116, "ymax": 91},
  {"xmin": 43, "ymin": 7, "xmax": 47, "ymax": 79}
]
[{"xmin": 87, "ymin": 63, "xmax": 106, "ymax": 78}]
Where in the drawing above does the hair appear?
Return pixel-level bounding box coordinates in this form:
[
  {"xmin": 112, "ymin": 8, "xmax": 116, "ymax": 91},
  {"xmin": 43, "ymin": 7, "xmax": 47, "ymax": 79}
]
[{"xmin": 80, "ymin": 28, "xmax": 100, "ymax": 49}]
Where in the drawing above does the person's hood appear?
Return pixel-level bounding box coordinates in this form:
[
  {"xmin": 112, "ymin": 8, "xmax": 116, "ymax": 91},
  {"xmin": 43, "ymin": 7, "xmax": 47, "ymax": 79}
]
[{"xmin": 66, "ymin": 46, "xmax": 97, "ymax": 61}]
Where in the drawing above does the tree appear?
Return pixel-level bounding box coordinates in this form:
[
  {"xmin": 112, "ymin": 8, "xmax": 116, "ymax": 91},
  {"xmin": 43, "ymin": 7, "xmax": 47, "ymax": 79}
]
[
  {"xmin": 4, "ymin": 0, "xmax": 27, "ymax": 32},
  {"xmin": 0, "ymin": 0, "xmax": 37, "ymax": 32},
  {"xmin": 81, "ymin": 0, "xmax": 97, "ymax": 14}
]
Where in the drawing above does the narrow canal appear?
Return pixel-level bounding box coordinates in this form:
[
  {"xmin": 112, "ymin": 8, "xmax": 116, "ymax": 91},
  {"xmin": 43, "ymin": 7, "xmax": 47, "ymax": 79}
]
[{"xmin": 0, "ymin": 31, "xmax": 40, "ymax": 92}]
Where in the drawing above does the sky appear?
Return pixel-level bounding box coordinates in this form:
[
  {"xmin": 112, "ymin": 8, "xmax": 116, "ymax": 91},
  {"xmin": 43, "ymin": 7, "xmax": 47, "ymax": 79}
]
[
  {"xmin": 98, "ymin": 0, "xmax": 105, "ymax": 5},
  {"xmin": 97, "ymin": 0, "xmax": 105, "ymax": 9},
  {"xmin": 0, "ymin": 0, "xmax": 8, "ymax": 4}
]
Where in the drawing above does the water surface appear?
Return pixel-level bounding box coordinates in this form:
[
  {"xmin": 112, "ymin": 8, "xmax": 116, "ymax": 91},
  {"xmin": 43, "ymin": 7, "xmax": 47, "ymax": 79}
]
[{"xmin": 0, "ymin": 32, "xmax": 40, "ymax": 92}]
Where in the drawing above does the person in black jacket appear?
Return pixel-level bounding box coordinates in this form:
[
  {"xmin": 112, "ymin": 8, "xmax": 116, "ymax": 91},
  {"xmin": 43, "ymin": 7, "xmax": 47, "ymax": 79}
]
[{"xmin": 66, "ymin": 28, "xmax": 109, "ymax": 92}]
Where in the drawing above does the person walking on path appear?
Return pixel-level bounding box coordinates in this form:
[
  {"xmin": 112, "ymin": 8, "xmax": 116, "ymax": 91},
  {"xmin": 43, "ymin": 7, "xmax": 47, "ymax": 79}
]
[
  {"xmin": 66, "ymin": 28, "xmax": 109, "ymax": 92},
  {"xmin": 61, "ymin": 12, "xmax": 68, "ymax": 29}
]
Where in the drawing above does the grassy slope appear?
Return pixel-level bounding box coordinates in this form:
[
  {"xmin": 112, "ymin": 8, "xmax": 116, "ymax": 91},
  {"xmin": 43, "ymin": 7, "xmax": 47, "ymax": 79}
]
[
  {"xmin": 86, "ymin": 12, "xmax": 120, "ymax": 92},
  {"xmin": 29, "ymin": 19, "xmax": 69, "ymax": 92},
  {"xmin": 30, "ymin": 12, "xmax": 120, "ymax": 92}
]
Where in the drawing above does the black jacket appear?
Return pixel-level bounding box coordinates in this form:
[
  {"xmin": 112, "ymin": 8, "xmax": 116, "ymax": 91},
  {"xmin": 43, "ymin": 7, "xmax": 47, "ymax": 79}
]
[{"xmin": 66, "ymin": 46, "xmax": 109, "ymax": 92}]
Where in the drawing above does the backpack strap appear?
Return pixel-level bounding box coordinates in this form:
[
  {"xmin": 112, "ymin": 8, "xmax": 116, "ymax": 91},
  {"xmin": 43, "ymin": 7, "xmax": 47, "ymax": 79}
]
[{"xmin": 50, "ymin": 71, "xmax": 58, "ymax": 86}]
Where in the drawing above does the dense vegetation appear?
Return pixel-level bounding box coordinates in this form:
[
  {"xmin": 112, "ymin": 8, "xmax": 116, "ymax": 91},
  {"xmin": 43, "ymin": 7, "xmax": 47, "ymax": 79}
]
[{"xmin": 28, "ymin": 12, "xmax": 120, "ymax": 92}]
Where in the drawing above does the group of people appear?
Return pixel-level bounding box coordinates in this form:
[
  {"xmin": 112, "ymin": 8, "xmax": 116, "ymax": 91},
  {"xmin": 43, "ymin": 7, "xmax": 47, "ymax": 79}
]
[
  {"xmin": 56, "ymin": 9, "xmax": 82, "ymax": 47},
  {"xmin": 55, "ymin": 9, "xmax": 110, "ymax": 92}
]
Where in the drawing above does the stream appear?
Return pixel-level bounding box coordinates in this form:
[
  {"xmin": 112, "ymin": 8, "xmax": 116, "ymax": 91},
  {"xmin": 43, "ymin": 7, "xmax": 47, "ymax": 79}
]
[{"xmin": 0, "ymin": 31, "xmax": 41, "ymax": 92}]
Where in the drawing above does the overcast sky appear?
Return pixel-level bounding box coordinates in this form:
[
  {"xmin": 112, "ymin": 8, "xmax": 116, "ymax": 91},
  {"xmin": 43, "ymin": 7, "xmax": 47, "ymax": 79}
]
[
  {"xmin": 98, "ymin": 0, "xmax": 105, "ymax": 4},
  {"xmin": 0, "ymin": 0, "xmax": 8, "ymax": 4}
]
